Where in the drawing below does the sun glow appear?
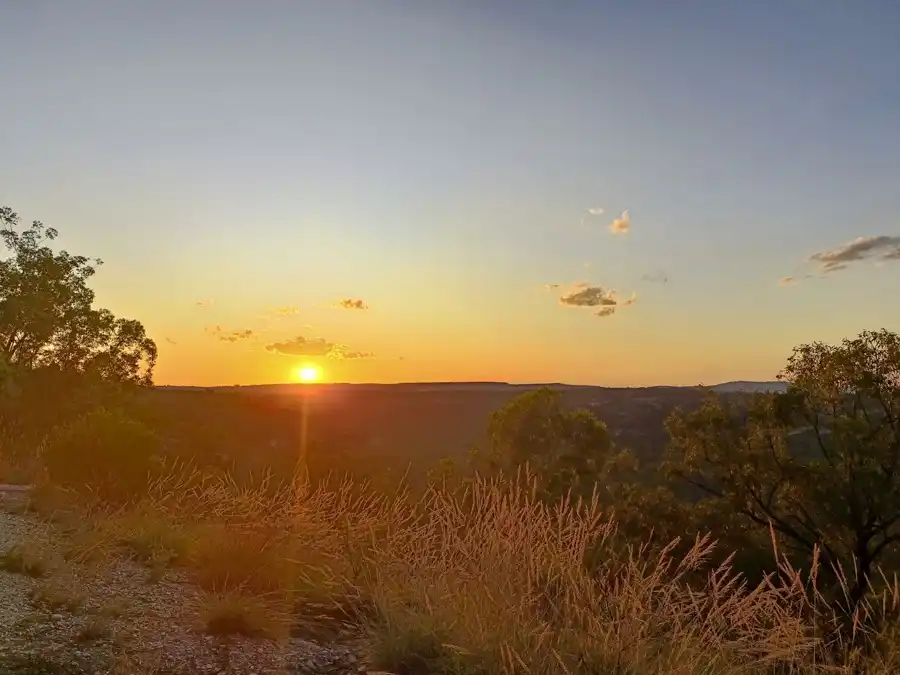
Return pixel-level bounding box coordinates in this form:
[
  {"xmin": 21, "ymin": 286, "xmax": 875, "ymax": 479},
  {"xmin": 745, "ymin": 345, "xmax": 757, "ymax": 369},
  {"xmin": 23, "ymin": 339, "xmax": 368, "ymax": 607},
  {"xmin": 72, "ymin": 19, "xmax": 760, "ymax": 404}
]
[{"xmin": 295, "ymin": 364, "xmax": 322, "ymax": 383}]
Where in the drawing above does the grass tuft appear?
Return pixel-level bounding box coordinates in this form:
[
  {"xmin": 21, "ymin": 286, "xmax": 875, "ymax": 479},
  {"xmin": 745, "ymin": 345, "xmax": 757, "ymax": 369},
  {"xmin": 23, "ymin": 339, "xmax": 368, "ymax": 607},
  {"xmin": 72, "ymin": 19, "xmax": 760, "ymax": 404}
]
[
  {"xmin": 29, "ymin": 578, "xmax": 86, "ymax": 614},
  {"xmin": 75, "ymin": 616, "xmax": 112, "ymax": 643},
  {"xmin": 0, "ymin": 543, "xmax": 49, "ymax": 578},
  {"xmin": 200, "ymin": 590, "xmax": 292, "ymax": 640}
]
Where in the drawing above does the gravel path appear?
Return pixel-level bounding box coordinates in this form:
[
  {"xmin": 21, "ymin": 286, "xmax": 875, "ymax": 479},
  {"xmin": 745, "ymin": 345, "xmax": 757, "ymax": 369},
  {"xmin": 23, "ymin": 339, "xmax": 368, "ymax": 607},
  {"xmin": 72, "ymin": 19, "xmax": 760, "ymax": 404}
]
[{"xmin": 0, "ymin": 510, "xmax": 375, "ymax": 675}]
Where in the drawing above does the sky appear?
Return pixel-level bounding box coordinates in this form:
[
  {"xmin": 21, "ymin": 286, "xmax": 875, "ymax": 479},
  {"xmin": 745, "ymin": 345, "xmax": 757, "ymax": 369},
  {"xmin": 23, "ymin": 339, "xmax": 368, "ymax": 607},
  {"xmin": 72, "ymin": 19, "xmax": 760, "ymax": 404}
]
[{"xmin": 2, "ymin": 0, "xmax": 900, "ymax": 387}]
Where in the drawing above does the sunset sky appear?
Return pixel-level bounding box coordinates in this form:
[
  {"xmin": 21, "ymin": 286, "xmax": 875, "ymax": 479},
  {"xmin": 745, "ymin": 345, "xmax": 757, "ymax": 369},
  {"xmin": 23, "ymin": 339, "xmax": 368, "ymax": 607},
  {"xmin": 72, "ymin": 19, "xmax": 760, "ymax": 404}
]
[{"xmin": 3, "ymin": 1, "xmax": 900, "ymax": 387}]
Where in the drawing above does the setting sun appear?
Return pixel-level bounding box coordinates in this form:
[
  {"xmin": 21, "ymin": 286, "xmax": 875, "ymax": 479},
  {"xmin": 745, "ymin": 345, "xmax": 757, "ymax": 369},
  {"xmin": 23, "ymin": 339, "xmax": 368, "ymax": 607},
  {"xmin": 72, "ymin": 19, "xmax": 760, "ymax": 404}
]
[{"xmin": 295, "ymin": 364, "xmax": 322, "ymax": 383}]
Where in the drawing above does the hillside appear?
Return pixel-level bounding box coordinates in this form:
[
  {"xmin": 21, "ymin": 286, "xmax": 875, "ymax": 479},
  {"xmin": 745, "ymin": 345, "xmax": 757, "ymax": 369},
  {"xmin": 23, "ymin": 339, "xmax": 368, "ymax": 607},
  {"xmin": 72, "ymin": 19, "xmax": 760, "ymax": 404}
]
[{"xmin": 145, "ymin": 382, "xmax": 752, "ymax": 481}]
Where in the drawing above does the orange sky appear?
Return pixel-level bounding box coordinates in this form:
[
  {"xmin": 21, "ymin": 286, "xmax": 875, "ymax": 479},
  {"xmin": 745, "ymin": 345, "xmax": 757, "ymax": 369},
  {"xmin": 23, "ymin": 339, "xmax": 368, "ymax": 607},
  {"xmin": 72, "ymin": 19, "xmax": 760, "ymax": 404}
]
[{"xmin": 4, "ymin": 2, "xmax": 900, "ymax": 387}]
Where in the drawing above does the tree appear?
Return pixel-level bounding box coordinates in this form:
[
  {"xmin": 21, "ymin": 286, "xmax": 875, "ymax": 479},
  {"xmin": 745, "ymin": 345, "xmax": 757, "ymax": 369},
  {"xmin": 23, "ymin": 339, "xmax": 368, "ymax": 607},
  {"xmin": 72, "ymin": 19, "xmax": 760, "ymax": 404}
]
[
  {"xmin": 0, "ymin": 206, "xmax": 156, "ymax": 385},
  {"xmin": 487, "ymin": 387, "xmax": 635, "ymax": 501},
  {"xmin": 665, "ymin": 329, "xmax": 900, "ymax": 615}
]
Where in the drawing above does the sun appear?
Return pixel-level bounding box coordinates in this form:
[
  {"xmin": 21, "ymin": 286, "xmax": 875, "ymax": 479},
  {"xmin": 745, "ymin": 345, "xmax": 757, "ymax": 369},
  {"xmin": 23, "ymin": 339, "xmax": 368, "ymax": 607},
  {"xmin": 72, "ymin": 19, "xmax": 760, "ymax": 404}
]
[{"xmin": 295, "ymin": 364, "xmax": 322, "ymax": 383}]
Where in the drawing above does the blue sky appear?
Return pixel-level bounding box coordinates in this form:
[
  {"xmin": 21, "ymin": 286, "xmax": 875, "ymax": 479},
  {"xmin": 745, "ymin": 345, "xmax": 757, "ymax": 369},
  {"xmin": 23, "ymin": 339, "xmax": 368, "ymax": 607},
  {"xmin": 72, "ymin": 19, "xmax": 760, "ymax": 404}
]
[{"xmin": 2, "ymin": 0, "xmax": 899, "ymax": 386}]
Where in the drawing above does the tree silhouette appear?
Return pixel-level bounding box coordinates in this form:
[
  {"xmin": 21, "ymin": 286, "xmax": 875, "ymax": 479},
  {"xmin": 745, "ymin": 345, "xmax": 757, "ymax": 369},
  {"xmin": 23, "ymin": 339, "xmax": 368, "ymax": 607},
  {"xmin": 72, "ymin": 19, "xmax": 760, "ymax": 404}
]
[
  {"xmin": 487, "ymin": 387, "xmax": 635, "ymax": 500},
  {"xmin": 665, "ymin": 329, "xmax": 900, "ymax": 616},
  {"xmin": 0, "ymin": 206, "xmax": 156, "ymax": 386}
]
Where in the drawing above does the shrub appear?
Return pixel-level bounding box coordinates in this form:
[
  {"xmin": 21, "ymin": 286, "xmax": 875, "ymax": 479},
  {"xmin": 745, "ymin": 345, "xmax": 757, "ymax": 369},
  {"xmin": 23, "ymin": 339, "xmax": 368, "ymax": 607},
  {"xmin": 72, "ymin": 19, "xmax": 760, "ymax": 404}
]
[
  {"xmin": 75, "ymin": 616, "xmax": 111, "ymax": 642},
  {"xmin": 30, "ymin": 578, "xmax": 86, "ymax": 613},
  {"xmin": 42, "ymin": 406, "xmax": 164, "ymax": 505},
  {"xmin": 0, "ymin": 543, "xmax": 48, "ymax": 578},
  {"xmin": 200, "ymin": 591, "xmax": 292, "ymax": 640}
]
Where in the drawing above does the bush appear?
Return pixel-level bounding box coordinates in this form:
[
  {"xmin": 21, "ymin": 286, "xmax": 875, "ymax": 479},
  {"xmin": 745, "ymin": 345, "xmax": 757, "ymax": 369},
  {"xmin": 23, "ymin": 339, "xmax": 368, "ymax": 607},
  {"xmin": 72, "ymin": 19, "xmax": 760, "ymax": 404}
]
[
  {"xmin": 200, "ymin": 590, "xmax": 292, "ymax": 640},
  {"xmin": 42, "ymin": 406, "xmax": 164, "ymax": 505},
  {"xmin": 0, "ymin": 543, "xmax": 49, "ymax": 578}
]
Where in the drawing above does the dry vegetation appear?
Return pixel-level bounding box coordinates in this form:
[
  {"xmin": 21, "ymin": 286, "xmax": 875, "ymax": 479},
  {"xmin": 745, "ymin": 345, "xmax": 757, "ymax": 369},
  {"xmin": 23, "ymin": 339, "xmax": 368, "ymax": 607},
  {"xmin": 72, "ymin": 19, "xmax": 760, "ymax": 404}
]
[{"xmin": 4, "ymin": 458, "xmax": 898, "ymax": 675}]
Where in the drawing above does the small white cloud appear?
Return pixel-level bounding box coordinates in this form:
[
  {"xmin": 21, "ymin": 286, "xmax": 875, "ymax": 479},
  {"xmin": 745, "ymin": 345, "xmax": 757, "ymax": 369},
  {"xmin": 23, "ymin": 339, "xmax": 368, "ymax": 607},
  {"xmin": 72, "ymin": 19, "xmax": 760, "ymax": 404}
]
[
  {"xmin": 335, "ymin": 298, "xmax": 370, "ymax": 310},
  {"xmin": 609, "ymin": 209, "xmax": 630, "ymax": 234},
  {"xmin": 557, "ymin": 283, "xmax": 637, "ymax": 317},
  {"xmin": 586, "ymin": 207, "xmax": 605, "ymax": 216}
]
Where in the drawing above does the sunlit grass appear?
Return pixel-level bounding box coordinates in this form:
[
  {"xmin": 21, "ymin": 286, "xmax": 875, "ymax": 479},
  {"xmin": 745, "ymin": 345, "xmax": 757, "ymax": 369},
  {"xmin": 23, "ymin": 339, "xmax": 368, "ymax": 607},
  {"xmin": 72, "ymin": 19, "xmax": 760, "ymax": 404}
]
[{"xmin": 41, "ymin": 461, "xmax": 900, "ymax": 674}]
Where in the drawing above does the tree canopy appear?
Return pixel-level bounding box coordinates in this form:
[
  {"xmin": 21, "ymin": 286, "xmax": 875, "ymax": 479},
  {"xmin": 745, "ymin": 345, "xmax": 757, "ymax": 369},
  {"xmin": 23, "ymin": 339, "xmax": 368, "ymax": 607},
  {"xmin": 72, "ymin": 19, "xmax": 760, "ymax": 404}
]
[
  {"xmin": 487, "ymin": 386, "xmax": 635, "ymax": 501},
  {"xmin": 665, "ymin": 329, "xmax": 900, "ymax": 613},
  {"xmin": 0, "ymin": 206, "xmax": 157, "ymax": 386}
]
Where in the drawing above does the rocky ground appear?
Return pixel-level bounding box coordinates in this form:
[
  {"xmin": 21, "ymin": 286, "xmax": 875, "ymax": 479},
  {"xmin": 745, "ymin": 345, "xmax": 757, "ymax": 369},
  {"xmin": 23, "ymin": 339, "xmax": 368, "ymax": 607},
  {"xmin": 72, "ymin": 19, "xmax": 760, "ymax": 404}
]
[{"xmin": 0, "ymin": 492, "xmax": 382, "ymax": 675}]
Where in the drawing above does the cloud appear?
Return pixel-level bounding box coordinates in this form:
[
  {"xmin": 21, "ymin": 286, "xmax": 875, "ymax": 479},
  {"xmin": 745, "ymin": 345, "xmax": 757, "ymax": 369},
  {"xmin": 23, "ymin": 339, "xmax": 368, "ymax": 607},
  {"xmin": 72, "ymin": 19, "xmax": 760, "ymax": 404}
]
[
  {"xmin": 544, "ymin": 283, "xmax": 561, "ymax": 291},
  {"xmin": 264, "ymin": 334, "xmax": 376, "ymax": 360},
  {"xmin": 609, "ymin": 209, "xmax": 630, "ymax": 234},
  {"xmin": 206, "ymin": 325, "xmax": 256, "ymax": 343},
  {"xmin": 778, "ymin": 276, "xmax": 796, "ymax": 286},
  {"xmin": 336, "ymin": 298, "xmax": 369, "ymax": 310},
  {"xmin": 267, "ymin": 306, "xmax": 300, "ymax": 317},
  {"xmin": 809, "ymin": 235, "xmax": 900, "ymax": 274},
  {"xmin": 341, "ymin": 350, "xmax": 376, "ymax": 359},
  {"xmin": 586, "ymin": 207, "xmax": 605, "ymax": 216},
  {"xmin": 194, "ymin": 300, "xmax": 212, "ymax": 308},
  {"xmin": 164, "ymin": 337, "xmax": 177, "ymax": 346},
  {"xmin": 557, "ymin": 283, "xmax": 637, "ymax": 317},
  {"xmin": 641, "ymin": 270, "xmax": 668, "ymax": 284}
]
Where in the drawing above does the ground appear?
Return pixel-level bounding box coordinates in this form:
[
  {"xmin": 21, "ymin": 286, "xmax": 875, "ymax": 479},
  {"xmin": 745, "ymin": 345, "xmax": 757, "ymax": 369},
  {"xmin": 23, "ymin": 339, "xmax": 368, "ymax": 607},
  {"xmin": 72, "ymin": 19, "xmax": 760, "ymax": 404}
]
[{"xmin": 0, "ymin": 507, "xmax": 370, "ymax": 675}]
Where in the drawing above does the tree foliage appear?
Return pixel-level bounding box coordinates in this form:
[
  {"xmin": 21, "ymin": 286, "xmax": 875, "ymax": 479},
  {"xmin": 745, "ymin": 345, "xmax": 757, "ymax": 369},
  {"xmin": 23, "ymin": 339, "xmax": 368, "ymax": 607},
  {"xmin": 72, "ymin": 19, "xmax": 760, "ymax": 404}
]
[
  {"xmin": 0, "ymin": 206, "xmax": 156, "ymax": 385},
  {"xmin": 487, "ymin": 387, "xmax": 635, "ymax": 501},
  {"xmin": 665, "ymin": 329, "xmax": 900, "ymax": 612}
]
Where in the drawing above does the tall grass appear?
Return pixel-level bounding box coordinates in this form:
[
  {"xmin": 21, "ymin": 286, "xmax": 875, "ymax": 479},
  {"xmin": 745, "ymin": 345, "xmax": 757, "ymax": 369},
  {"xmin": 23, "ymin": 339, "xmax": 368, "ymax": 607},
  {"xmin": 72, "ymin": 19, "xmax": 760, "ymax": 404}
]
[{"xmin": 47, "ymin": 462, "xmax": 900, "ymax": 674}]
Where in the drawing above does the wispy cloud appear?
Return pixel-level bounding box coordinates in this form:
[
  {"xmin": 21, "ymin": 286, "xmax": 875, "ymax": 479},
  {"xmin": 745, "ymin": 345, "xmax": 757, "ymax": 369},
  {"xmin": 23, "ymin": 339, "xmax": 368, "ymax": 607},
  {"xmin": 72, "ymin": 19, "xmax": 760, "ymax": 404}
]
[
  {"xmin": 586, "ymin": 206, "xmax": 605, "ymax": 216},
  {"xmin": 557, "ymin": 283, "xmax": 637, "ymax": 317},
  {"xmin": 194, "ymin": 300, "xmax": 213, "ymax": 308},
  {"xmin": 164, "ymin": 337, "xmax": 178, "ymax": 346},
  {"xmin": 609, "ymin": 209, "xmax": 630, "ymax": 235},
  {"xmin": 641, "ymin": 270, "xmax": 668, "ymax": 284},
  {"xmin": 264, "ymin": 334, "xmax": 376, "ymax": 360},
  {"xmin": 809, "ymin": 235, "xmax": 900, "ymax": 274},
  {"xmin": 267, "ymin": 306, "xmax": 300, "ymax": 317},
  {"xmin": 205, "ymin": 325, "xmax": 256, "ymax": 343},
  {"xmin": 336, "ymin": 298, "xmax": 369, "ymax": 310},
  {"xmin": 544, "ymin": 283, "xmax": 561, "ymax": 291},
  {"xmin": 778, "ymin": 276, "xmax": 796, "ymax": 286}
]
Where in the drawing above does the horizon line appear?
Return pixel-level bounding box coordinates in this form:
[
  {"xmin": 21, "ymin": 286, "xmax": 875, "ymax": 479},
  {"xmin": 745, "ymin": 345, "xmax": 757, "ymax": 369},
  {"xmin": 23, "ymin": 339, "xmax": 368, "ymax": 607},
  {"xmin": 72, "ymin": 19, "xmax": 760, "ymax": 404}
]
[{"xmin": 155, "ymin": 379, "xmax": 784, "ymax": 390}]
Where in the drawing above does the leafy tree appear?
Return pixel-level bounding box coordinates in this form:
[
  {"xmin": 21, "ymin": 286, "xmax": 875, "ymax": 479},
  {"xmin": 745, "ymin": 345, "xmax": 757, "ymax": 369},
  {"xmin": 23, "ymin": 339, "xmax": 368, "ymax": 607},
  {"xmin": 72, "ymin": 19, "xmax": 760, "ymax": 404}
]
[
  {"xmin": 0, "ymin": 206, "xmax": 156, "ymax": 385},
  {"xmin": 665, "ymin": 329, "xmax": 900, "ymax": 614},
  {"xmin": 487, "ymin": 387, "xmax": 635, "ymax": 501}
]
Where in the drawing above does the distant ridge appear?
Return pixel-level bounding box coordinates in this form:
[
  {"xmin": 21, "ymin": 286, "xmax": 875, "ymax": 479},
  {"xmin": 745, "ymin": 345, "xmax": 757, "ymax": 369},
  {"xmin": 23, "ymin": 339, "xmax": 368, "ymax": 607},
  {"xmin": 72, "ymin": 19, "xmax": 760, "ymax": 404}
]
[
  {"xmin": 709, "ymin": 381, "xmax": 788, "ymax": 393},
  {"xmin": 156, "ymin": 380, "xmax": 787, "ymax": 393}
]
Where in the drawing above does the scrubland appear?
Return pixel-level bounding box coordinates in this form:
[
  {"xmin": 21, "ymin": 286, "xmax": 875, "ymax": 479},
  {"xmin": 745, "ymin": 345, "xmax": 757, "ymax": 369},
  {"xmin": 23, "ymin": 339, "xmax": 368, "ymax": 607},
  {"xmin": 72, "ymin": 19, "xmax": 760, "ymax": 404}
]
[{"xmin": 3, "ymin": 450, "xmax": 900, "ymax": 675}]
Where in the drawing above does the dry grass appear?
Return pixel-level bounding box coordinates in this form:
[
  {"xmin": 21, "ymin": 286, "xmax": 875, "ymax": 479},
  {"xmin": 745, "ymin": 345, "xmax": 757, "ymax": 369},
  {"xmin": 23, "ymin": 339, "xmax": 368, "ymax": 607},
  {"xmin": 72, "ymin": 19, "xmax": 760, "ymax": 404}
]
[
  {"xmin": 46, "ymin": 463, "xmax": 900, "ymax": 675},
  {"xmin": 30, "ymin": 577, "xmax": 87, "ymax": 614},
  {"xmin": 0, "ymin": 543, "xmax": 50, "ymax": 578},
  {"xmin": 76, "ymin": 615, "xmax": 112, "ymax": 642},
  {"xmin": 199, "ymin": 589, "xmax": 293, "ymax": 640},
  {"xmin": 94, "ymin": 597, "xmax": 130, "ymax": 619}
]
